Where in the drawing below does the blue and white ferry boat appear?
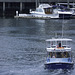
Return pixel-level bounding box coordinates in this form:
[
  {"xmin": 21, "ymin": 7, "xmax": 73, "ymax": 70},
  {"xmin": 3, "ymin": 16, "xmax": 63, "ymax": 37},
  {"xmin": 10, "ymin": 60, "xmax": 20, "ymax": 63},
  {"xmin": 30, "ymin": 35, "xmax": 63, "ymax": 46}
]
[{"xmin": 45, "ymin": 38, "xmax": 74, "ymax": 69}]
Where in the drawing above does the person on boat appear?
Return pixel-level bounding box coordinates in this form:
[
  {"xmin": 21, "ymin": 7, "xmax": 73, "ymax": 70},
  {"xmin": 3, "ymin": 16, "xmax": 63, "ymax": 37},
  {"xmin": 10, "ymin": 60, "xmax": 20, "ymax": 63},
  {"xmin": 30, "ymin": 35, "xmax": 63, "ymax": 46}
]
[
  {"xmin": 59, "ymin": 43, "xmax": 61, "ymax": 47},
  {"xmin": 56, "ymin": 42, "xmax": 61, "ymax": 48},
  {"xmin": 63, "ymin": 52, "xmax": 67, "ymax": 58},
  {"xmin": 52, "ymin": 54, "xmax": 56, "ymax": 58},
  {"xmin": 52, "ymin": 55, "xmax": 55, "ymax": 58}
]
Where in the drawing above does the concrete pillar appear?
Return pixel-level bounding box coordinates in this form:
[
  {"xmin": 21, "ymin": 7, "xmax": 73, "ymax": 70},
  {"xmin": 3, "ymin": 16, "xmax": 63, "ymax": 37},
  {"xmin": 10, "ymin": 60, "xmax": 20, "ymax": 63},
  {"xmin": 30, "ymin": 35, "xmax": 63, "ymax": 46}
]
[
  {"xmin": 20, "ymin": 2, "xmax": 22, "ymax": 12},
  {"xmin": 67, "ymin": 0, "xmax": 70, "ymax": 8},
  {"xmin": 36, "ymin": 0, "xmax": 38, "ymax": 8},
  {"xmin": 3, "ymin": 2, "xmax": 5, "ymax": 12}
]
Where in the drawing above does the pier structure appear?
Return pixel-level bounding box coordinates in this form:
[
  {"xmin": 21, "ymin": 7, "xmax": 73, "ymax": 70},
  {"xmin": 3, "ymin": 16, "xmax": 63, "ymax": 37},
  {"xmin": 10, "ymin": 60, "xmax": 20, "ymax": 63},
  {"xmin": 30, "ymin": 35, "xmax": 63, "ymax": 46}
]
[{"xmin": 0, "ymin": 0, "xmax": 75, "ymax": 17}]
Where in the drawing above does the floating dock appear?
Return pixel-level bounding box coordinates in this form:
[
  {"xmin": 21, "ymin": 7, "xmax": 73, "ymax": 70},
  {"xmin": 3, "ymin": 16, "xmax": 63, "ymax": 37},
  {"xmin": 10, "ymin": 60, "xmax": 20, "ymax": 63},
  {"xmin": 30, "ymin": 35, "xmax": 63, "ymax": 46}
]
[{"xmin": 14, "ymin": 15, "xmax": 52, "ymax": 19}]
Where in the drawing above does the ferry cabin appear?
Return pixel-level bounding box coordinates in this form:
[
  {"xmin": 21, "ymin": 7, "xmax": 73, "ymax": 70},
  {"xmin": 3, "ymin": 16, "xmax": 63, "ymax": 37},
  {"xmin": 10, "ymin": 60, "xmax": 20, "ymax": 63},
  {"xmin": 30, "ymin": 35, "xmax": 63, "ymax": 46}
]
[
  {"xmin": 46, "ymin": 38, "xmax": 72, "ymax": 58},
  {"xmin": 47, "ymin": 51, "xmax": 71, "ymax": 58},
  {"xmin": 46, "ymin": 38, "xmax": 72, "ymax": 50}
]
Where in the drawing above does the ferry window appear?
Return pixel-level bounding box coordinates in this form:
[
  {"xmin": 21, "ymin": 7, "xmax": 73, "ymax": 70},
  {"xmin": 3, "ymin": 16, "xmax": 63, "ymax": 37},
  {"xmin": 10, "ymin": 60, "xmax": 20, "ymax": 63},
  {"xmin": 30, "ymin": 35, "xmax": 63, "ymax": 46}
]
[
  {"xmin": 56, "ymin": 52, "xmax": 62, "ymax": 58},
  {"xmin": 51, "ymin": 41, "xmax": 56, "ymax": 48},
  {"xmin": 62, "ymin": 41, "xmax": 66, "ymax": 47},
  {"xmin": 48, "ymin": 52, "xmax": 52, "ymax": 58},
  {"xmin": 48, "ymin": 52, "xmax": 70, "ymax": 58},
  {"xmin": 63, "ymin": 52, "xmax": 70, "ymax": 58},
  {"xmin": 56, "ymin": 52, "xmax": 70, "ymax": 58},
  {"xmin": 52, "ymin": 53, "xmax": 56, "ymax": 58},
  {"xmin": 48, "ymin": 52, "xmax": 56, "ymax": 58}
]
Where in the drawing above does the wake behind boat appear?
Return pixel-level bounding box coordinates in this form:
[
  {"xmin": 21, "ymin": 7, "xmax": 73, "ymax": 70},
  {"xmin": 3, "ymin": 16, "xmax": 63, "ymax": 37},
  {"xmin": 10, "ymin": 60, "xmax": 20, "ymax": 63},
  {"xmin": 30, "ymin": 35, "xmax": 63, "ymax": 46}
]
[{"xmin": 45, "ymin": 38, "xmax": 74, "ymax": 69}]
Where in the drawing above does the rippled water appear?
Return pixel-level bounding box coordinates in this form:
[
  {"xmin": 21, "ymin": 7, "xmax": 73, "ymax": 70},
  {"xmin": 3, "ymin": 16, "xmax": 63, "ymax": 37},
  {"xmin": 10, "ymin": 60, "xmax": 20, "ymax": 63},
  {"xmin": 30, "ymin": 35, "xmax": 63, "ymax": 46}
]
[{"xmin": 0, "ymin": 18, "xmax": 75, "ymax": 75}]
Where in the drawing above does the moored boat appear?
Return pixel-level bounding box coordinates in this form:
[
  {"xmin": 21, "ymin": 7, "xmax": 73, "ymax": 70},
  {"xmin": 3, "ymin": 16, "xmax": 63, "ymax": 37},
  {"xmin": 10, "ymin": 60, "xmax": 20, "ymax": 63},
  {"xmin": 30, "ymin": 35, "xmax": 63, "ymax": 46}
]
[
  {"xmin": 57, "ymin": 9, "xmax": 73, "ymax": 19},
  {"xmin": 53, "ymin": 5, "xmax": 73, "ymax": 19},
  {"xmin": 30, "ymin": 4, "xmax": 59, "ymax": 19},
  {"xmin": 45, "ymin": 38, "xmax": 74, "ymax": 69},
  {"xmin": 15, "ymin": 3, "xmax": 73, "ymax": 19}
]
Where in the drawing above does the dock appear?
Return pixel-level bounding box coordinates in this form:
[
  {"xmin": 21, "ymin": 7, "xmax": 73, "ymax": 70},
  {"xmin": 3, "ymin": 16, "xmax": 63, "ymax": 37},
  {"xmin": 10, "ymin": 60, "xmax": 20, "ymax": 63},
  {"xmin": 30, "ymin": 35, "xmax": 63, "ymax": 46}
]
[
  {"xmin": 0, "ymin": 0, "xmax": 75, "ymax": 17},
  {"xmin": 14, "ymin": 15, "xmax": 52, "ymax": 19}
]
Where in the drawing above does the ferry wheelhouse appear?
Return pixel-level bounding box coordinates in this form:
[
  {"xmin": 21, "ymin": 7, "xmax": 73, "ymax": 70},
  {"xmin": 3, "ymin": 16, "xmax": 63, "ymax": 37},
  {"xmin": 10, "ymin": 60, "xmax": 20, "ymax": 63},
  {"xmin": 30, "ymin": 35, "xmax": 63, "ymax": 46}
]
[{"xmin": 45, "ymin": 38, "xmax": 74, "ymax": 69}]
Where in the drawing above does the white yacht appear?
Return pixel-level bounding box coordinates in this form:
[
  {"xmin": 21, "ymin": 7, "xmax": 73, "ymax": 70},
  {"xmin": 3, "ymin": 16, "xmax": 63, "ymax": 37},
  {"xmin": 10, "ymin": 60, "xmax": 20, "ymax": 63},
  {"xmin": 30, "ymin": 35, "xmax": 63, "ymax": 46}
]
[
  {"xmin": 30, "ymin": 4, "xmax": 59, "ymax": 19},
  {"xmin": 30, "ymin": 4, "xmax": 73, "ymax": 19},
  {"xmin": 15, "ymin": 3, "xmax": 73, "ymax": 19}
]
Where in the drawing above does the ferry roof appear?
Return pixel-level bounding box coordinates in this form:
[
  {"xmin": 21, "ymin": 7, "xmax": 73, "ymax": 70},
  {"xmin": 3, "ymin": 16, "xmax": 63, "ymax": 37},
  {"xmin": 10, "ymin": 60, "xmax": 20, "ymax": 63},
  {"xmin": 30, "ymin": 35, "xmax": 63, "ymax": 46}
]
[
  {"xmin": 46, "ymin": 38, "xmax": 72, "ymax": 41},
  {"xmin": 47, "ymin": 48, "xmax": 71, "ymax": 52}
]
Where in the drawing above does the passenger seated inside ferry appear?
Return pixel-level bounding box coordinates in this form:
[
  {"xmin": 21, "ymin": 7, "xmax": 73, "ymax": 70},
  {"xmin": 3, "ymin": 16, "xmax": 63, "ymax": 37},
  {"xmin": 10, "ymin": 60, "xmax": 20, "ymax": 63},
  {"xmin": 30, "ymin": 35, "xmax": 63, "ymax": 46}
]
[
  {"xmin": 48, "ymin": 52, "xmax": 70, "ymax": 58},
  {"xmin": 52, "ymin": 55, "xmax": 56, "ymax": 58}
]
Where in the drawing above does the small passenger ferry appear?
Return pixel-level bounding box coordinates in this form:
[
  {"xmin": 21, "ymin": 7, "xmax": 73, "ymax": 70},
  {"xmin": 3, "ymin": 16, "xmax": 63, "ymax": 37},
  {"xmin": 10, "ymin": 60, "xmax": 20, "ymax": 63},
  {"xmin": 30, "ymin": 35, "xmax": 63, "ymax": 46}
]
[{"xmin": 45, "ymin": 38, "xmax": 74, "ymax": 69}]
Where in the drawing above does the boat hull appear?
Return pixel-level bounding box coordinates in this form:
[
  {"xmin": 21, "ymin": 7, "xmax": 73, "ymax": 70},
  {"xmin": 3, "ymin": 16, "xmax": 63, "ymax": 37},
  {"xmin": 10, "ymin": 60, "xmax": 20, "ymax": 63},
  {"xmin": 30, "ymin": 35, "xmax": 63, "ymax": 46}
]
[
  {"xmin": 59, "ymin": 14, "xmax": 72, "ymax": 19},
  {"xmin": 45, "ymin": 63, "xmax": 74, "ymax": 69}
]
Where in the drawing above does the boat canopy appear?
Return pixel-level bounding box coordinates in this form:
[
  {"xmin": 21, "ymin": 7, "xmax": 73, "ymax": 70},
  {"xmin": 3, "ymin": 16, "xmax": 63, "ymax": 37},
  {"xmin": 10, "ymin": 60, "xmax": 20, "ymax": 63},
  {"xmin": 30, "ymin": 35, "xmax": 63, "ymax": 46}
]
[
  {"xmin": 46, "ymin": 38, "xmax": 72, "ymax": 49},
  {"xmin": 46, "ymin": 38, "xmax": 72, "ymax": 42}
]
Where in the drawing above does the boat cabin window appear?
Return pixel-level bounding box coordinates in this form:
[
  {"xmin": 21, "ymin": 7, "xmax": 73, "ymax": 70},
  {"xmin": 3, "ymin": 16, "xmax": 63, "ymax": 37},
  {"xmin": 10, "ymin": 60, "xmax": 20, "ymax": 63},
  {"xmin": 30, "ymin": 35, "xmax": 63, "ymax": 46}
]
[
  {"xmin": 48, "ymin": 52, "xmax": 70, "ymax": 58},
  {"xmin": 39, "ymin": 8, "xmax": 43, "ymax": 12},
  {"xmin": 36, "ymin": 8, "xmax": 43, "ymax": 12},
  {"xmin": 44, "ymin": 8, "xmax": 53, "ymax": 14}
]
